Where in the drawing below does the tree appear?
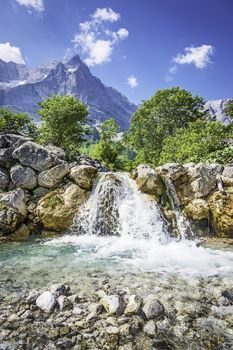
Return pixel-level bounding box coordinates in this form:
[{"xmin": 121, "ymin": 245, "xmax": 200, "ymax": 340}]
[
  {"xmin": 90, "ymin": 118, "xmax": 123, "ymax": 169},
  {"xmin": 38, "ymin": 95, "xmax": 89, "ymax": 153},
  {"xmin": 224, "ymin": 100, "xmax": 233, "ymax": 118},
  {"xmin": 159, "ymin": 119, "xmax": 230, "ymax": 164},
  {"xmin": 128, "ymin": 87, "xmax": 206, "ymax": 165},
  {"xmin": 0, "ymin": 108, "xmax": 37, "ymax": 138}
]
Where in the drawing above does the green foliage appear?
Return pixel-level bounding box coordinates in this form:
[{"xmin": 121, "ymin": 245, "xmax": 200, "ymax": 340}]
[
  {"xmin": 128, "ymin": 87, "xmax": 206, "ymax": 165},
  {"xmin": 81, "ymin": 118, "xmax": 135, "ymax": 171},
  {"xmin": 0, "ymin": 108, "xmax": 37, "ymax": 138},
  {"xmin": 159, "ymin": 119, "xmax": 230, "ymax": 164},
  {"xmin": 38, "ymin": 95, "xmax": 89, "ymax": 154},
  {"xmin": 224, "ymin": 100, "xmax": 233, "ymax": 118}
]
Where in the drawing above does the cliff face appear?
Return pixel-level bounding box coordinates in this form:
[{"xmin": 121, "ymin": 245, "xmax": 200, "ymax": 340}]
[
  {"xmin": 205, "ymin": 98, "xmax": 232, "ymax": 124},
  {"xmin": 0, "ymin": 59, "xmax": 28, "ymax": 83},
  {"xmin": 0, "ymin": 55, "xmax": 137, "ymax": 130}
]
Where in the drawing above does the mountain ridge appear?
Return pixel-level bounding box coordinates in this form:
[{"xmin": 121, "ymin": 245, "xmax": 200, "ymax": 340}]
[{"xmin": 0, "ymin": 55, "xmax": 137, "ymax": 130}]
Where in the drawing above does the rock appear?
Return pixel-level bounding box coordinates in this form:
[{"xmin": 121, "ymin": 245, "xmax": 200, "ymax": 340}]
[
  {"xmin": 33, "ymin": 187, "xmax": 50, "ymax": 199},
  {"xmin": 12, "ymin": 141, "xmax": 60, "ymax": 171},
  {"xmin": 187, "ymin": 163, "xmax": 220, "ymax": 198},
  {"xmin": 57, "ymin": 296, "xmax": 70, "ymax": 311},
  {"xmin": 142, "ymin": 295, "xmax": 164, "ymax": 320},
  {"xmin": 26, "ymin": 290, "xmax": 40, "ymax": 305},
  {"xmin": 45, "ymin": 144, "xmax": 66, "ymax": 160},
  {"xmin": 133, "ymin": 164, "xmax": 164, "ymax": 200},
  {"xmin": 0, "ymin": 166, "xmax": 9, "ymax": 190},
  {"xmin": 0, "ymin": 134, "xmax": 8, "ymax": 148},
  {"xmin": 157, "ymin": 163, "xmax": 187, "ymax": 182},
  {"xmin": 101, "ymin": 293, "xmax": 124, "ymax": 315},
  {"xmin": 36, "ymin": 291, "xmax": 56, "ymax": 312},
  {"xmin": 184, "ymin": 199, "xmax": 210, "ymax": 220},
  {"xmin": 0, "ymin": 188, "xmax": 27, "ymax": 216},
  {"xmin": 4, "ymin": 134, "xmax": 32, "ymax": 148},
  {"xmin": 0, "ymin": 189, "xmax": 27, "ymax": 233},
  {"xmin": 38, "ymin": 164, "xmax": 69, "ymax": 188},
  {"xmin": 208, "ymin": 189, "xmax": 233, "ymax": 237},
  {"xmin": 0, "ymin": 148, "xmax": 15, "ymax": 168},
  {"xmin": 10, "ymin": 224, "xmax": 30, "ymax": 241},
  {"xmin": 124, "ymin": 295, "xmax": 142, "ymax": 315},
  {"xmin": 36, "ymin": 184, "xmax": 88, "ymax": 230},
  {"xmin": 10, "ymin": 165, "xmax": 37, "ymax": 189},
  {"xmin": 69, "ymin": 165, "xmax": 98, "ymax": 190},
  {"xmin": 7, "ymin": 314, "xmax": 20, "ymax": 323},
  {"xmin": 222, "ymin": 290, "xmax": 233, "ymax": 304},
  {"xmin": 50, "ymin": 284, "xmax": 67, "ymax": 297},
  {"xmin": 143, "ymin": 320, "xmax": 157, "ymax": 337},
  {"xmin": 221, "ymin": 165, "xmax": 233, "ymax": 187}
]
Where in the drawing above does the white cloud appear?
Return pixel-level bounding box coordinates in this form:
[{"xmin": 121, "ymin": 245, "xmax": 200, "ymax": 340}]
[
  {"xmin": 166, "ymin": 44, "xmax": 214, "ymax": 81},
  {"xmin": 0, "ymin": 42, "xmax": 25, "ymax": 64},
  {"xmin": 127, "ymin": 75, "xmax": 138, "ymax": 88},
  {"xmin": 73, "ymin": 8, "xmax": 129, "ymax": 66},
  {"xmin": 92, "ymin": 8, "xmax": 120, "ymax": 22},
  {"xmin": 173, "ymin": 44, "xmax": 214, "ymax": 69},
  {"xmin": 15, "ymin": 0, "xmax": 44, "ymax": 12}
]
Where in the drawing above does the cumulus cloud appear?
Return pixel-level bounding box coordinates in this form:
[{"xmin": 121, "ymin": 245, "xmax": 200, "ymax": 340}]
[
  {"xmin": 72, "ymin": 8, "xmax": 129, "ymax": 66},
  {"xmin": 92, "ymin": 8, "xmax": 120, "ymax": 22},
  {"xmin": 173, "ymin": 45, "xmax": 214, "ymax": 69},
  {"xmin": 0, "ymin": 42, "xmax": 25, "ymax": 64},
  {"xmin": 166, "ymin": 44, "xmax": 214, "ymax": 81},
  {"xmin": 16, "ymin": 0, "xmax": 44, "ymax": 12},
  {"xmin": 127, "ymin": 75, "xmax": 138, "ymax": 88}
]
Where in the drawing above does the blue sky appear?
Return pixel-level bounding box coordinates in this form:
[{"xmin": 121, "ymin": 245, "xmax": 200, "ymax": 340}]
[{"xmin": 0, "ymin": 0, "xmax": 232, "ymax": 104}]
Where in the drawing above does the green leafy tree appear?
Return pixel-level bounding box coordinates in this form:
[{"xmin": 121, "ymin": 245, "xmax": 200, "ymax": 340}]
[
  {"xmin": 128, "ymin": 87, "xmax": 206, "ymax": 165},
  {"xmin": 89, "ymin": 118, "xmax": 123, "ymax": 170},
  {"xmin": 159, "ymin": 119, "xmax": 230, "ymax": 164},
  {"xmin": 38, "ymin": 95, "xmax": 89, "ymax": 153},
  {"xmin": 224, "ymin": 100, "xmax": 233, "ymax": 118},
  {"xmin": 0, "ymin": 108, "xmax": 37, "ymax": 138}
]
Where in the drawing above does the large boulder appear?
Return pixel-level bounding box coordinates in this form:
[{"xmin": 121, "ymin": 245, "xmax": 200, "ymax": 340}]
[
  {"xmin": 0, "ymin": 189, "xmax": 27, "ymax": 233},
  {"xmin": 0, "ymin": 166, "xmax": 9, "ymax": 190},
  {"xmin": 12, "ymin": 141, "xmax": 61, "ymax": 171},
  {"xmin": 69, "ymin": 165, "xmax": 98, "ymax": 190},
  {"xmin": 208, "ymin": 189, "xmax": 233, "ymax": 237},
  {"xmin": 0, "ymin": 148, "xmax": 15, "ymax": 168},
  {"xmin": 10, "ymin": 165, "xmax": 37, "ymax": 189},
  {"xmin": 133, "ymin": 164, "xmax": 164, "ymax": 200},
  {"xmin": 187, "ymin": 163, "xmax": 222, "ymax": 198},
  {"xmin": 142, "ymin": 295, "xmax": 164, "ymax": 320},
  {"xmin": 36, "ymin": 184, "xmax": 88, "ymax": 230},
  {"xmin": 45, "ymin": 144, "xmax": 66, "ymax": 161},
  {"xmin": 221, "ymin": 166, "xmax": 233, "ymax": 187},
  {"xmin": 2, "ymin": 134, "xmax": 32, "ymax": 148},
  {"xmin": 184, "ymin": 199, "xmax": 210, "ymax": 221},
  {"xmin": 38, "ymin": 164, "xmax": 70, "ymax": 188}
]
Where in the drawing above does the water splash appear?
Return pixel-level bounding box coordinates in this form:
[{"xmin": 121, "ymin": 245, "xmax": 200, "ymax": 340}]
[
  {"xmin": 72, "ymin": 172, "xmax": 169, "ymax": 243},
  {"xmin": 164, "ymin": 177, "xmax": 194, "ymax": 239}
]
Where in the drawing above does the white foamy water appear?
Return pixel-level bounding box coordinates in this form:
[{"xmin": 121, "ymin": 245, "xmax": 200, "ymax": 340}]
[{"xmin": 44, "ymin": 173, "xmax": 233, "ymax": 277}]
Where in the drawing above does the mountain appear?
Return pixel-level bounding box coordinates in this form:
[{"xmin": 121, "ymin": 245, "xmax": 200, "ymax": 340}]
[
  {"xmin": 0, "ymin": 59, "xmax": 28, "ymax": 83},
  {"xmin": 205, "ymin": 98, "xmax": 232, "ymax": 125},
  {"xmin": 0, "ymin": 55, "xmax": 137, "ymax": 130}
]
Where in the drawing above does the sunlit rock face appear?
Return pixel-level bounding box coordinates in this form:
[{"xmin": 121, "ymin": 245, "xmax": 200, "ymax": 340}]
[
  {"xmin": 205, "ymin": 98, "xmax": 232, "ymax": 124},
  {"xmin": 0, "ymin": 55, "xmax": 137, "ymax": 130}
]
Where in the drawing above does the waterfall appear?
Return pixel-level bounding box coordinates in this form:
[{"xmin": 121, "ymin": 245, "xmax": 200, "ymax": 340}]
[
  {"xmin": 71, "ymin": 172, "xmax": 169, "ymax": 243},
  {"xmin": 163, "ymin": 177, "xmax": 194, "ymax": 239}
]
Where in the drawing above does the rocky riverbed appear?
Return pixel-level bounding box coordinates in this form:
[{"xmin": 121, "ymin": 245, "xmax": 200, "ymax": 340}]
[{"xmin": 0, "ymin": 270, "xmax": 233, "ymax": 350}]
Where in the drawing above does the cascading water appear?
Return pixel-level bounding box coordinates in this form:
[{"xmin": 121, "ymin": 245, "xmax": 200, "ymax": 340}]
[
  {"xmin": 163, "ymin": 177, "xmax": 195, "ymax": 239},
  {"xmin": 71, "ymin": 172, "xmax": 169, "ymax": 243}
]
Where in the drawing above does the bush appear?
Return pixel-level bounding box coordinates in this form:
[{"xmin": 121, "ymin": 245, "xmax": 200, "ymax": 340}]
[
  {"xmin": 159, "ymin": 119, "xmax": 230, "ymax": 164},
  {"xmin": 0, "ymin": 108, "xmax": 37, "ymax": 138}
]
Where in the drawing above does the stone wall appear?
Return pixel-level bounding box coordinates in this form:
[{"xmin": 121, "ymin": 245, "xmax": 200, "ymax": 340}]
[{"xmin": 0, "ymin": 133, "xmax": 103, "ymax": 242}]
